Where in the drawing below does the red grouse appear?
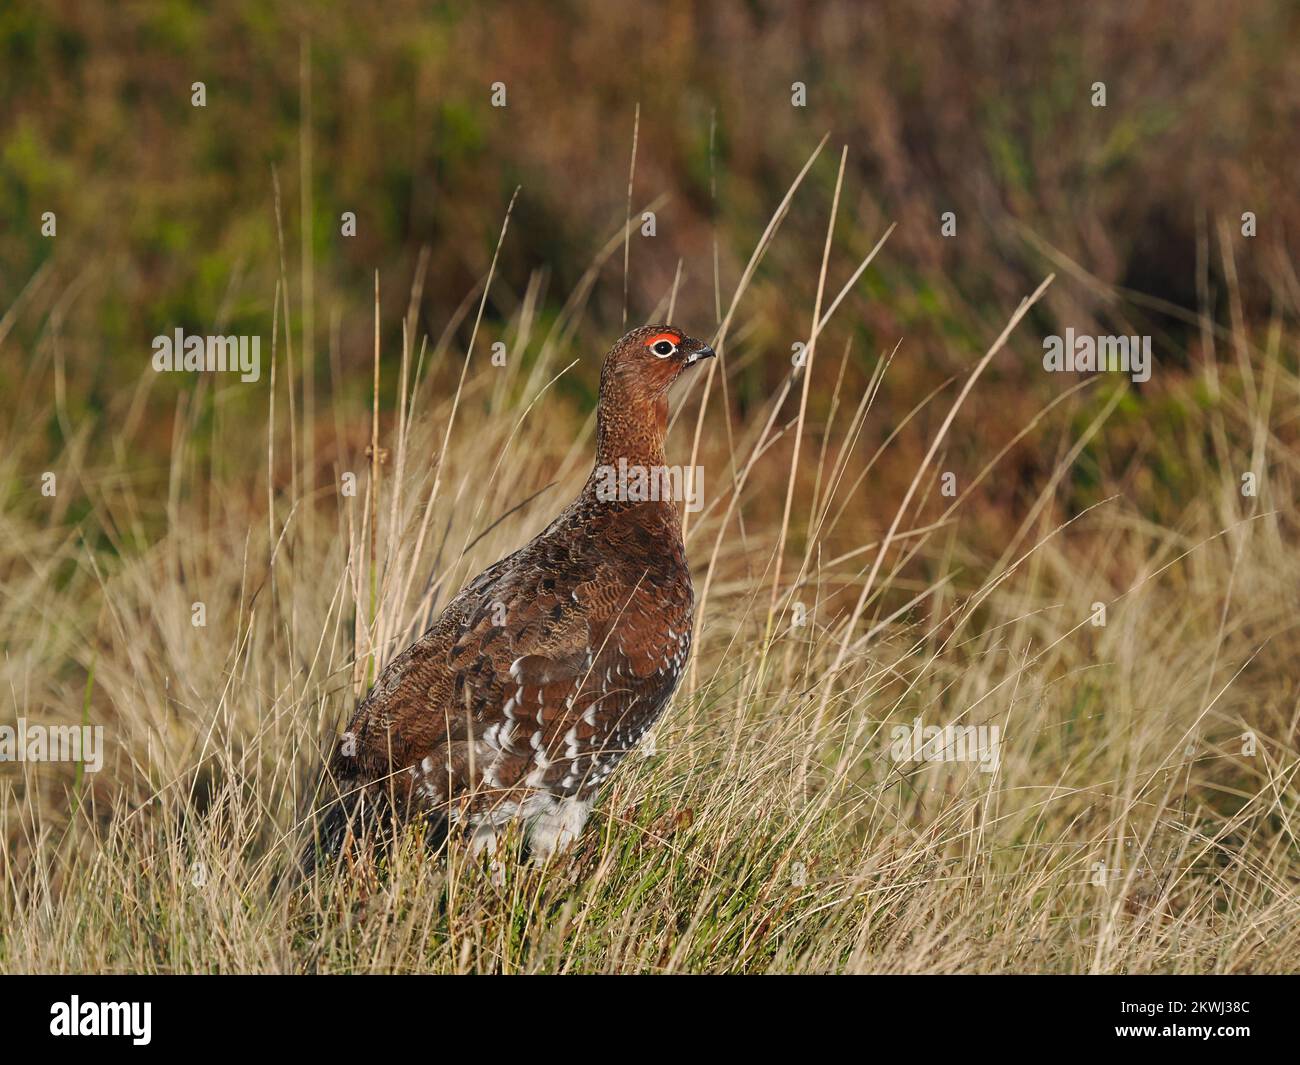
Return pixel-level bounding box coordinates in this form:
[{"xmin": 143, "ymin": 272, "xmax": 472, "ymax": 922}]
[{"xmin": 305, "ymin": 325, "xmax": 714, "ymax": 868}]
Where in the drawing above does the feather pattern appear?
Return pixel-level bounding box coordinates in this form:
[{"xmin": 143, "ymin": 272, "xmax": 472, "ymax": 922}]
[{"xmin": 304, "ymin": 325, "xmax": 714, "ymax": 868}]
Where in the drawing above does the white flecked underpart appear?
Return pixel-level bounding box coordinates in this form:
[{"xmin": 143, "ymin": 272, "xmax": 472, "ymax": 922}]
[
  {"xmin": 522, "ymin": 793, "xmax": 593, "ymax": 861},
  {"xmin": 416, "ymin": 623, "xmax": 689, "ymax": 862},
  {"xmin": 465, "ymin": 792, "xmax": 593, "ymax": 863}
]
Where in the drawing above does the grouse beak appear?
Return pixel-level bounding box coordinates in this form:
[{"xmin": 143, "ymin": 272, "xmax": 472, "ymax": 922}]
[{"xmin": 686, "ymin": 344, "xmax": 716, "ymax": 366}]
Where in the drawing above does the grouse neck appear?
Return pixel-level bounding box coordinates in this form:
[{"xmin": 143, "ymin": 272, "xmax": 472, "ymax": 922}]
[{"xmin": 592, "ymin": 393, "xmax": 669, "ymax": 472}]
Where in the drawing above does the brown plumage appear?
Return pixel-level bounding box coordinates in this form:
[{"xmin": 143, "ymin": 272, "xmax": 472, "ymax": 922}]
[{"xmin": 304, "ymin": 325, "xmax": 715, "ymax": 869}]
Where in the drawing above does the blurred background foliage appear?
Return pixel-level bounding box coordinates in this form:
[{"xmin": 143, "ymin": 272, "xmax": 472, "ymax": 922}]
[{"xmin": 1, "ymin": 0, "xmax": 1296, "ymax": 525}]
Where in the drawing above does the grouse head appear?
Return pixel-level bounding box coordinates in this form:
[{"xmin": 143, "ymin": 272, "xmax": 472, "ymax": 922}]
[
  {"xmin": 601, "ymin": 325, "xmax": 715, "ymax": 399},
  {"xmin": 595, "ymin": 324, "xmax": 715, "ymax": 466}
]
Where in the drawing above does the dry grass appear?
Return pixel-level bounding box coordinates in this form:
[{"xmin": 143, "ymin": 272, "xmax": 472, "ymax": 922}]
[{"xmin": 2, "ymin": 160, "xmax": 1298, "ymax": 973}]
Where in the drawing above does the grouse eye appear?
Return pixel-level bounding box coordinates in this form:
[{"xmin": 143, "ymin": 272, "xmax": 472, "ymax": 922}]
[{"xmin": 652, "ymin": 340, "xmax": 676, "ymax": 357}]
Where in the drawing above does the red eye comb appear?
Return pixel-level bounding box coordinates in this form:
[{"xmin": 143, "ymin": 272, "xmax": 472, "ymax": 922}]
[{"xmin": 644, "ymin": 331, "xmax": 680, "ymax": 347}]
